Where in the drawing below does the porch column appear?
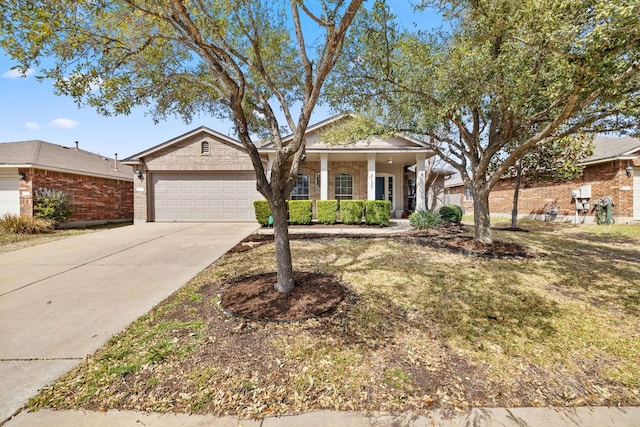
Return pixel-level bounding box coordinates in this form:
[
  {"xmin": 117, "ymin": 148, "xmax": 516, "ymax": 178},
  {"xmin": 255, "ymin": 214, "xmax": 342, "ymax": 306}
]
[
  {"xmin": 320, "ymin": 153, "xmax": 328, "ymax": 200},
  {"xmin": 266, "ymin": 153, "xmax": 276, "ymax": 182},
  {"xmin": 416, "ymin": 153, "xmax": 426, "ymax": 211},
  {"xmin": 367, "ymin": 153, "xmax": 376, "ymax": 200}
]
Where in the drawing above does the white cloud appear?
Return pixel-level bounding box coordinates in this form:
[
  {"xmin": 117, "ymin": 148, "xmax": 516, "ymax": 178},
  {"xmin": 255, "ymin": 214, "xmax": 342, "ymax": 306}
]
[
  {"xmin": 48, "ymin": 118, "xmax": 80, "ymax": 129},
  {"xmin": 2, "ymin": 68, "xmax": 34, "ymax": 78},
  {"xmin": 24, "ymin": 121, "xmax": 42, "ymax": 131}
]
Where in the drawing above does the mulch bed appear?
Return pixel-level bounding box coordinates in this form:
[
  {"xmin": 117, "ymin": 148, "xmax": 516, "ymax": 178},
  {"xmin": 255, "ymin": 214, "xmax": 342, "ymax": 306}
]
[{"xmin": 221, "ymin": 272, "xmax": 344, "ymax": 322}]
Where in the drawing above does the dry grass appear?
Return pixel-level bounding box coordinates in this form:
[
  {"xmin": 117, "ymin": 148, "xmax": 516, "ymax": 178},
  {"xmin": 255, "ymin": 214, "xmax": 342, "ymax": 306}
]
[
  {"xmin": 0, "ymin": 221, "xmax": 132, "ymax": 254},
  {"xmin": 28, "ymin": 221, "xmax": 640, "ymax": 417}
]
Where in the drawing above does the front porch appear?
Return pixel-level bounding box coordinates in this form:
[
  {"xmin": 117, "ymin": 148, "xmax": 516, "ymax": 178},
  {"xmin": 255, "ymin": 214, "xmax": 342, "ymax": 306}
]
[{"xmin": 265, "ymin": 152, "xmax": 430, "ymax": 218}]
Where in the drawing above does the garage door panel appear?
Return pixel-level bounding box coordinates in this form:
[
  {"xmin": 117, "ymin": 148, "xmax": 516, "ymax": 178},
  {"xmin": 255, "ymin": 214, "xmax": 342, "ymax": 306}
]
[{"xmin": 152, "ymin": 173, "xmax": 261, "ymax": 222}]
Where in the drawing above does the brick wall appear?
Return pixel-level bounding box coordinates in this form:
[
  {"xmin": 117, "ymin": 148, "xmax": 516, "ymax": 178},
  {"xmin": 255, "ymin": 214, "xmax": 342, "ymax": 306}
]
[
  {"xmin": 143, "ymin": 133, "xmax": 255, "ymax": 171},
  {"xmin": 449, "ymin": 159, "xmax": 637, "ymax": 221},
  {"xmin": 22, "ymin": 168, "xmax": 133, "ymax": 223}
]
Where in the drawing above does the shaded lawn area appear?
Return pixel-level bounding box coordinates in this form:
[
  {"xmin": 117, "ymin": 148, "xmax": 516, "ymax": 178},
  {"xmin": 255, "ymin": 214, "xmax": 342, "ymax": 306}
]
[{"xmin": 29, "ymin": 221, "xmax": 640, "ymax": 417}]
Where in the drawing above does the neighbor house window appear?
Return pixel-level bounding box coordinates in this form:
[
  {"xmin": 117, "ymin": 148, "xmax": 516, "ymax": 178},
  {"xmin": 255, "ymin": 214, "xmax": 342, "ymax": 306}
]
[
  {"xmin": 201, "ymin": 141, "xmax": 210, "ymax": 155},
  {"xmin": 291, "ymin": 174, "xmax": 310, "ymax": 200},
  {"xmin": 335, "ymin": 173, "xmax": 353, "ymax": 200},
  {"xmin": 464, "ymin": 187, "xmax": 473, "ymax": 201}
]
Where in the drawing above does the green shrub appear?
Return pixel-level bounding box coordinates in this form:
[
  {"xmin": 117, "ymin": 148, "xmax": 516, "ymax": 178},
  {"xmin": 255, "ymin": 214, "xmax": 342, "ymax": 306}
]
[
  {"xmin": 33, "ymin": 188, "xmax": 73, "ymax": 226},
  {"xmin": 439, "ymin": 204, "xmax": 463, "ymax": 223},
  {"xmin": 0, "ymin": 214, "xmax": 53, "ymax": 234},
  {"xmin": 253, "ymin": 200, "xmax": 271, "ymax": 226},
  {"xmin": 288, "ymin": 200, "xmax": 313, "ymax": 225},
  {"xmin": 364, "ymin": 200, "xmax": 391, "ymax": 226},
  {"xmin": 316, "ymin": 200, "xmax": 338, "ymax": 225},
  {"xmin": 339, "ymin": 200, "xmax": 364, "ymax": 224},
  {"xmin": 409, "ymin": 210, "xmax": 442, "ymax": 230}
]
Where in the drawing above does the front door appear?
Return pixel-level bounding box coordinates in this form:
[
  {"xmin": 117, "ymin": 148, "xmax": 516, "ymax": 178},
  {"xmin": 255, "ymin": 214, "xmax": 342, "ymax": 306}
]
[
  {"xmin": 375, "ymin": 177, "xmax": 385, "ymax": 200},
  {"xmin": 375, "ymin": 175, "xmax": 393, "ymax": 209}
]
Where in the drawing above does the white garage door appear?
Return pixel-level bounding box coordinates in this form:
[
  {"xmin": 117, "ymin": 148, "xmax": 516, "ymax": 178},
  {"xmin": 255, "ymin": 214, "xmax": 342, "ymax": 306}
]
[
  {"xmin": 0, "ymin": 174, "xmax": 20, "ymax": 216},
  {"xmin": 152, "ymin": 172, "xmax": 262, "ymax": 222}
]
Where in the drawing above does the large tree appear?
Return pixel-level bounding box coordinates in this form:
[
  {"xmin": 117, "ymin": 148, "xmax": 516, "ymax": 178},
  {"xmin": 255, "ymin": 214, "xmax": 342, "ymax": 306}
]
[
  {"xmin": 0, "ymin": 0, "xmax": 364, "ymax": 292},
  {"xmin": 328, "ymin": 0, "xmax": 640, "ymax": 243}
]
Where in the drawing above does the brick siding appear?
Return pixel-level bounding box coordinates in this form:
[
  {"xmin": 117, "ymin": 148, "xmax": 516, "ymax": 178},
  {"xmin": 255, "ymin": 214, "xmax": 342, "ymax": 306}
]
[
  {"xmin": 143, "ymin": 133, "xmax": 255, "ymax": 171},
  {"xmin": 20, "ymin": 168, "xmax": 133, "ymax": 223},
  {"xmin": 447, "ymin": 159, "xmax": 638, "ymax": 221}
]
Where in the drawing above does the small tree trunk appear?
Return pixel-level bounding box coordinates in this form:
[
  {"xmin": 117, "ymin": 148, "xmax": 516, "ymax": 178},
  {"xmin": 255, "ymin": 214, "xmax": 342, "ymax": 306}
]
[
  {"xmin": 473, "ymin": 187, "xmax": 492, "ymax": 244},
  {"xmin": 511, "ymin": 164, "xmax": 523, "ymax": 229},
  {"xmin": 270, "ymin": 199, "xmax": 295, "ymax": 293}
]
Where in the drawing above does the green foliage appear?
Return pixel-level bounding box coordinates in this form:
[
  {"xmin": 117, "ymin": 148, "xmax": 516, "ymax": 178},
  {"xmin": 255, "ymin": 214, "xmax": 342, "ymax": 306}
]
[
  {"xmin": 328, "ymin": 0, "xmax": 640, "ymax": 243},
  {"xmin": 288, "ymin": 200, "xmax": 313, "ymax": 225},
  {"xmin": 33, "ymin": 188, "xmax": 73, "ymax": 226},
  {"xmin": 316, "ymin": 200, "xmax": 338, "ymax": 225},
  {"xmin": 340, "ymin": 200, "xmax": 364, "ymax": 224},
  {"xmin": 439, "ymin": 204, "xmax": 463, "ymax": 223},
  {"xmin": 409, "ymin": 210, "xmax": 442, "ymax": 230},
  {"xmin": 253, "ymin": 200, "xmax": 271, "ymax": 226},
  {"xmin": 0, "ymin": 214, "xmax": 53, "ymax": 234},
  {"xmin": 364, "ymin": 200, "xmax": 391, "ymax": 226}
]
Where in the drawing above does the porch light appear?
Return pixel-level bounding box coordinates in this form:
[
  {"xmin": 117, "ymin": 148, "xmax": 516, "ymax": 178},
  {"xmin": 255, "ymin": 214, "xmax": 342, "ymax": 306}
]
[
  {"xmin": 18, "ymin": 172, "xmax": 26, "ymax": 181},
  {"xmin": 625, "ymin": 164, "xmax": 633, "ymax": 177},
  {"xmin": 135, "ymin": 168, "xmax": 143, "ymax": 179},
  {"xmin": 387, "ymin": 158, "xmax": 393, "ymax": 164}
]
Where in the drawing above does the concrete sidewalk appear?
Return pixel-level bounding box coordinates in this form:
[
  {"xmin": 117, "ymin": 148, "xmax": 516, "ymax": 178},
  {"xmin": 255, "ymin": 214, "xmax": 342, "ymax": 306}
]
[
  {"xmin": 6, "ymin": 407, "xmax": 640, "ymax": 426},
  {"xmin": 0, "ymin": 223, "xmax": 257, "ymax": 424}
]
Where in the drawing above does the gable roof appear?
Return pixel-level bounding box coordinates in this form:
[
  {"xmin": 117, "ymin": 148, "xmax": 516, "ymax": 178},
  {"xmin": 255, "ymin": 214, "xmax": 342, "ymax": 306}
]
[
  {"xmin": 581, "ymin": 136, "xmax": 640, "ymax": 165},
  {"xmin": 0, "ymin": 140, "xmax": 132, "ymax": 180},
  {"xmin": 259, "ymin": 113, "xmax": 432, "ymax": 152},
  {"xmin": 123, "ymin": 126, "xmax": 246, "ymax": 162}
]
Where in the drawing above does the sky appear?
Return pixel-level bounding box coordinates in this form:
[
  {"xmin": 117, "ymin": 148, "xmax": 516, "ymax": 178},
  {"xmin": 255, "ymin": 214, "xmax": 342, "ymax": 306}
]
[{"xmin": 0, "ymin": 2, "xmax": 441, "ymax": 160}]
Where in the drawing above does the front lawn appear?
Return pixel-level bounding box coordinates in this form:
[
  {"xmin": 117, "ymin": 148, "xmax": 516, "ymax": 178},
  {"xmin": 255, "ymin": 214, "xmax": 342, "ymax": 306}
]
[{"xmin": 29, "ymin": 221, "xmax": 640, "ymax": 417}]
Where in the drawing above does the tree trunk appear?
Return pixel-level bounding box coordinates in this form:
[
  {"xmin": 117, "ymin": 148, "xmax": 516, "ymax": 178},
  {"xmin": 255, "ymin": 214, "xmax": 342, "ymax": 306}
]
[
  {"xmin": 511, "ymin": 164, "xmax": 523, "ymax": 229},
  {"xmin": 473, "ymin": 187, "xmax": 492, "ymax": 244},
  {"xmin": 270, "ymin": 199, "xmax": 295, "ymax": 293}
]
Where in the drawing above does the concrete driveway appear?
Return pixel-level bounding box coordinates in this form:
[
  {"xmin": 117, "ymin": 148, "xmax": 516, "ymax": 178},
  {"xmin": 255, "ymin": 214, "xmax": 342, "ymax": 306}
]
[{"xmin": 0, "ymin": 222, "xmax": 257, "ymax": 424}]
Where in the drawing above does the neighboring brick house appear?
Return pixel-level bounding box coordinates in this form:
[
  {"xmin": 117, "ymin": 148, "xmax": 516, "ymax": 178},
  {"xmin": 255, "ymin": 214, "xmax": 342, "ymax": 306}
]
[
  {"xmin": 123, "ymin": 114, "xmax": 439, "ymax": 223},
  {"xmin": 0, "ymin": 140, "xmax": 134, "ymax": 226},
  {"xmin": 444, "ymin": 136, "xmax": 640, "ymax": 224}
]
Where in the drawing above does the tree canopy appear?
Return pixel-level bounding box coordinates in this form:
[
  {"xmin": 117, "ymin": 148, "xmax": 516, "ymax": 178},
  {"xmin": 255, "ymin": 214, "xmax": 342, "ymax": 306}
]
[
  {"xmin": 1, "ymin": 0, "xmax": 364, "ymax": 292},
  {"xmin": 328, "ymin": 0, "xmax": 640, "ymax": 242}
]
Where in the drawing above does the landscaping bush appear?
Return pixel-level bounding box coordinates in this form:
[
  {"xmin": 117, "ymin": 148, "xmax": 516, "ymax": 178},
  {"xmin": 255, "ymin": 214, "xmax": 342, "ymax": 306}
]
[
  {"xmin": 439, "ymin": 204, "xmax": 463, "ymax": 223},
  {"xmin": 339, "ymin": 200, "xmax": 364, "ymax": 224},
  {"xmin": 0, "ymin": 213, "xmax": 53, "ymax": 234},
  {"xmin": 409, "ymin": 210, "xmax": 442, "ymax": 230},
  {"xmin": 316, "ymin": 200, "xmax": 338, "ymax": 225},
  {"xmin": 253, "ymin": 200, "xmax": 271, "ymax": 226},
  {"xmin": 364, "ymin": 200, "xmax": 391, "ymax": 226},
  {"xmin": 33, "ymin": 188, "xmax": 73, "ymax": 226},
  {"xmin": 288, "ymin": 200, "xmax": 313, "ymax": 225}
]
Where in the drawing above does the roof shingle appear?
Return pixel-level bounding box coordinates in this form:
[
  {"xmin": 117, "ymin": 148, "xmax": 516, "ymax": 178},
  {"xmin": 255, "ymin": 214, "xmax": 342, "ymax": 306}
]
[{"xmin": 0, "ymin": 140, "xmax": 132, "ymax": 180}]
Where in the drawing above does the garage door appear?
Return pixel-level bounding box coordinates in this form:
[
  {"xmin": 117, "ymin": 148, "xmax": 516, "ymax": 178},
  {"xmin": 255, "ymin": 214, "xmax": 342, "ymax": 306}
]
[
  {"xmin": 0, "ymin": 173, "xmax": 20, "ymax": 216},
  {"xmin": 152, "ymin": 172, "xmax": 262, "ymax": 222}
]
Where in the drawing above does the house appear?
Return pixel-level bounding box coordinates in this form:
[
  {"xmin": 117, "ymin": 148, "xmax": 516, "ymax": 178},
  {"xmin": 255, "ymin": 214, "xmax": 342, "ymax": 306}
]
[
  {"xmin": 122, "ymin": 115, "xmax": 439, "ymax": 223},
  {"xmin": 444, "ymin": 136, "xmax": 640, "ymax": 223},
  {"xmin": 0, "ymin": 140, "xmax": 134, "ymax": 226}
]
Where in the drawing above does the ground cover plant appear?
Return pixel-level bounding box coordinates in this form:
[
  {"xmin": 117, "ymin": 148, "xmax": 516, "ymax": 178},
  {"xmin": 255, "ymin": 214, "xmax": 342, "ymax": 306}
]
[{"xmin": 28, "ymin": 221, "xmax": 640, "ymax": 417}]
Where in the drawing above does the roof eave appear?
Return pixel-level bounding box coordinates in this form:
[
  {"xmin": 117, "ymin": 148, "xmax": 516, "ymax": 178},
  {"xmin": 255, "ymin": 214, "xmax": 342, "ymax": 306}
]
[{"xmin": 579, "ymin": 155, "xmax": 637, "ymax": 166}]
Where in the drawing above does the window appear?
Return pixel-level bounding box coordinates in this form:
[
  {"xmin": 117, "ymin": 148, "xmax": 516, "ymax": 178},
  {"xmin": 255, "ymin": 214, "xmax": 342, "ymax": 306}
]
[
  {"xmin": 464, "ymin": 187, "xmax": 473, "ymax": 201},
  {"xmin": 291, "ymin": 174, "xmax": 310, "ymax": 200},
  {"xmin": 335, "ymin": 173, "xmax": 353, "ymax": 200},
  {"xmin": 201, "ymin": 141, "xmax": 210, "ymax": 155}
]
